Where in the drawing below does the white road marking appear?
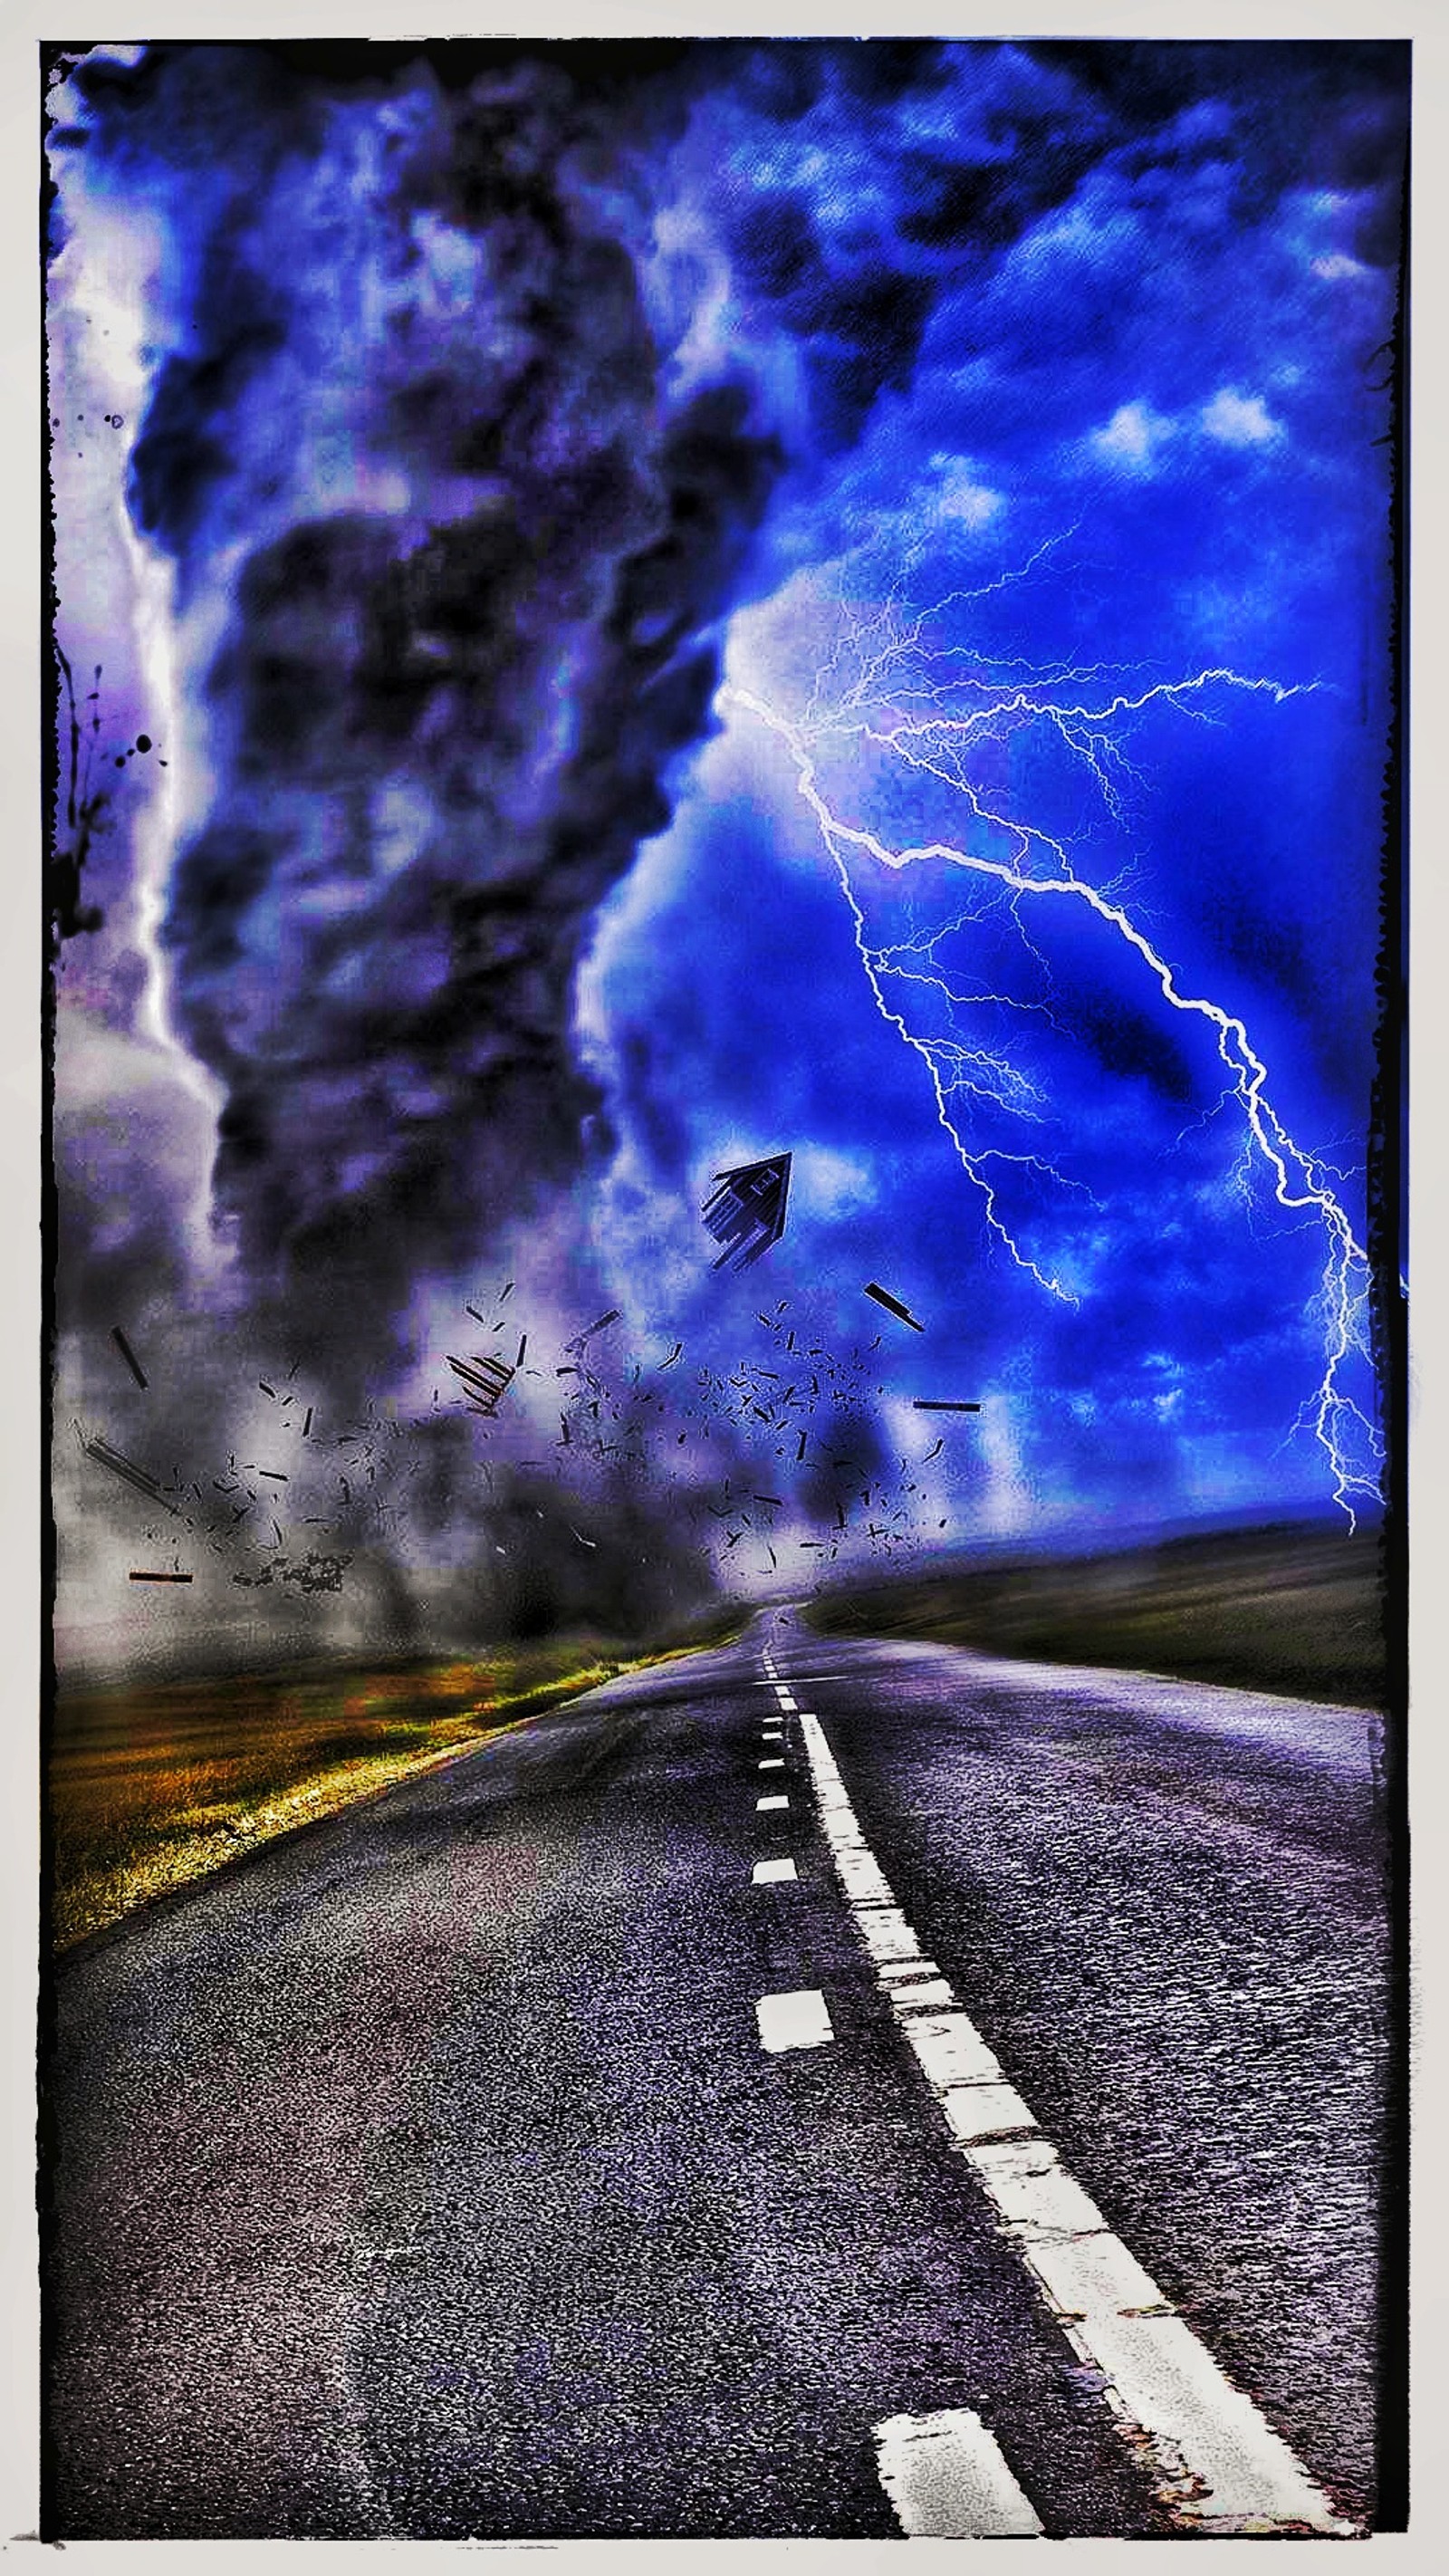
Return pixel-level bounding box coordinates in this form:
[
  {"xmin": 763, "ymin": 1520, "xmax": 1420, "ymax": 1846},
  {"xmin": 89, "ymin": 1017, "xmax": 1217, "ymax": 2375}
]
[
  {"xmin": 889, "ymin": 1977, "xmax": 955, "ymax": 2013},
  {"xmin": 757, "ymin": 1794, "xmax": 790, "ymax": 1811},
  {"xmin": 759, "ymin": 1758, "xmax": 785, "ymax": 1771},
  {"xmin": 939, "ymin": 2082, "xmax": 1040, "ymax": 2145},
  {"xmin": 756, "ymin": 1989, "xmax": 833, "ymax": 2052},
  {"xmin": 833, "ymin": 1848, "xmax": 894, "ymax": 1905},
  {"xmin": 794, "ymin": 1703, "xmax": 1354, "ymax": 2537},
  {"xmin": 874, "ymin": 2409, "xmax": 1044, "ymax": 2538},
  {"xmin": 904, "ymin": 2013, "xmax": 1008, "ymax": 2089},
  {"xmin": 753, "ymin": 1856, "xmax": 798, "ymax": 1885},
  {"xmin": 774, "ymin": 1691, "xmax": 798, "ymax": 1711},
  {"xmin": 857, "ymin": 1907, "xmax": 924, "ymax": 1966},
  {"xmin": 879, "ymin": 1957, "xmax": 943, "ymax": 1988},
  {"xmin": 1018, "ymin": 2226, "xmax": 1164, "ymax": 2321},
  {"xmin": 970, "ymin": 2136, "xmax": 1114, "ymax": 2239}
]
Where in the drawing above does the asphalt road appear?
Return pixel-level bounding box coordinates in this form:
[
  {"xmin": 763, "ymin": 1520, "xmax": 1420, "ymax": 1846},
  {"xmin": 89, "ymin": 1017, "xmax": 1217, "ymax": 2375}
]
[{"xmin": 44, "ymin": 1611, "xmax": 1394, "ymax": 2539}]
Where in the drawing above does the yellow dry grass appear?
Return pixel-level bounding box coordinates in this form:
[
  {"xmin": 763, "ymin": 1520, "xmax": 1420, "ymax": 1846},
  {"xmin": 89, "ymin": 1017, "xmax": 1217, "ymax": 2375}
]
[{"xmin": 50, "ymin": 1645, "xmax": 629, "ymax": 1950}]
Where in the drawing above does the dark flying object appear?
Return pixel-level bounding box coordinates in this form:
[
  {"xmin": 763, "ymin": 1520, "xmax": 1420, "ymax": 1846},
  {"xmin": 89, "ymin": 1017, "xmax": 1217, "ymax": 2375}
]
[
  {"xmin": 110, "ymin": 1324, "xmax": 148, "ymax": 1388},
  {"xmin": 864, "ymin": 1282, "xmax": 925, "ymax": 1332},
  {"xmin": 702, "ymin": 1153, "xmax": 792, "ymax": 1270},
  {"xmin": 446, "ymin": 1352, "xmax": 515, "ymax": 1416}
]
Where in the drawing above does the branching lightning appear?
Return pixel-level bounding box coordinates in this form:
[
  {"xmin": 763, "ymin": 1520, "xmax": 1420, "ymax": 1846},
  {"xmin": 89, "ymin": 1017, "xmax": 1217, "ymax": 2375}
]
[{"xmin": 721, "ymin": 597, "xmax": 1382, "ymax": 1523}]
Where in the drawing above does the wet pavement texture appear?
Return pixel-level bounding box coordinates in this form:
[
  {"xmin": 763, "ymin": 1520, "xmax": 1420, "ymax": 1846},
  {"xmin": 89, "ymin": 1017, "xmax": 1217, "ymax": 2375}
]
[
  {"xmin": 45, "ymin": 1617, "xmax": 1391, "ymax": 2536},
  {"xmin": 770, "ymin": 1613, "xmax": 1393, "ymax": 2528}
]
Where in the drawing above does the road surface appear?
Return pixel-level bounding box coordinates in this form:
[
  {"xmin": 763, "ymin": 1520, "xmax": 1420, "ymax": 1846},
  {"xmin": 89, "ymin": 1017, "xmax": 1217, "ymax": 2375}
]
[{"xmin": 44, "ymin": 1610, "xmax": 1394, "ymax": 2538}]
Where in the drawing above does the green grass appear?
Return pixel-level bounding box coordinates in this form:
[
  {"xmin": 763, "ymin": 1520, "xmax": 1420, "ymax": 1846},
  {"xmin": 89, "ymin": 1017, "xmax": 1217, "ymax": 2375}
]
[{"xmin": 802, "ymin": 1519, "xmax": 1392, "ymax": 1710}]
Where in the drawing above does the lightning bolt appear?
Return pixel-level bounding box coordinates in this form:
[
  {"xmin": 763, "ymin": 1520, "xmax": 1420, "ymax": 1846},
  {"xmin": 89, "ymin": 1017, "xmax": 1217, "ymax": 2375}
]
[{"xmin": 721, "ymin": 618, "xmax": 1382, "ymax": 1524}]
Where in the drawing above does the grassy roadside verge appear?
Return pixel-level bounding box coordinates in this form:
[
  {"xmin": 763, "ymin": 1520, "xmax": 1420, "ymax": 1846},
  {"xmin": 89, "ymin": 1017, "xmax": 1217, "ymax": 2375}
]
[
  {"xmin": 802, "ymin": 1520, "xmax": 1389, "ymax": 1712},
  {"xmin": 49, "ymin": 1619, "xmax": 744, "ymax": 1951}
]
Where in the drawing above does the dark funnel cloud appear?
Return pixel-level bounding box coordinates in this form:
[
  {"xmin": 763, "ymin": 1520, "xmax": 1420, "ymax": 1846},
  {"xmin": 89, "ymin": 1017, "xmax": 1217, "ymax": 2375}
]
[{"xmin": 114, "ymin": 50, "xmax": 782, "ymax": 1370}]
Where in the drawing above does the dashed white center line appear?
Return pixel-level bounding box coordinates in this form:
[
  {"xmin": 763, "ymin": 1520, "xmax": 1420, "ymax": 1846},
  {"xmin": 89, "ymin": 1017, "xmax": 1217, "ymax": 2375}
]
[
  {"xmin": 752, "ymin": 1856, "xmax": 798, "ymax": 1885},
  {"xmin": 756, "ymin": 1989, "xmax": 833, "ymax": 2052},
  {"xmin": 756, "ymin": 1794, "xmax": 790, "ymax": 1812},
  {"xmin": 874, "ymin": 2408, "xmax": 1044, "ymax": 2538},
  {"xmin": 792, "ymin": 1697, "xmax": 1354, "ymax": 2538},
  {"xmin": 758, "ymin": 1758, "xmax": 784, "ymax": 1771}
]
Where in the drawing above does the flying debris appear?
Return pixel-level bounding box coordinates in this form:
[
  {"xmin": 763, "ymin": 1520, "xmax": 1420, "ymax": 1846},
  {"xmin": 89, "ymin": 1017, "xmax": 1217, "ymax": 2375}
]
[
  {"xmin": 128, "ymin": 1570, "xmax": 192, "ymax": 1583},
  {"xmin": 109, "ymin": 1325, "xmax": 148, "ymax": 1388},
  {"xmin": 78, "ymin": 1428, "xmax": 182, "ymax": 1514},
  {"xmin": 864, "ymin": 1282, "xmax": 925, "ymax": 1332},
  {"xmin": 912, "ymin": 1399, "xmax": 983, "ymax": 1413},
  {"xmin": 281, "ymin": 1552, "xmax": 348, "ymax": 1594},
  {"xmin": 570, "ymin": 1309, "xmax": 621, "ymax": 1349},
  {"xmin": 702, "ymin": 1153, "xmax": 792, "ymax": 1269},
  {"xmin": 446, "ymin": 1353, "xmax": 515, "ymax": 1416},
  {"xmin": 232, "ymin": 1550, "xmax": 348, "ymax": 1594}
]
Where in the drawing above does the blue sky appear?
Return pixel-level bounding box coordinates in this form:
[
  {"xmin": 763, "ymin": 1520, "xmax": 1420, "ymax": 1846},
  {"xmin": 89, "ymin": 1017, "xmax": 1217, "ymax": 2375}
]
[{"xmin": 45, "ymin": 38, "xmax": 1406, "ymax": 1664}]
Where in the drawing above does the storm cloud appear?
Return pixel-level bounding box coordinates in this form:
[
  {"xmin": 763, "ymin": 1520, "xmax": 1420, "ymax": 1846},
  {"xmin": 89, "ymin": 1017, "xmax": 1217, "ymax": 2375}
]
[
  {"xmin": 100, "ymin": 56, "xmax": 778, "ymax": 1372},
  {"xmin": 47, "ymin": 39, "xmax": 1405, "ymax": 1672}
]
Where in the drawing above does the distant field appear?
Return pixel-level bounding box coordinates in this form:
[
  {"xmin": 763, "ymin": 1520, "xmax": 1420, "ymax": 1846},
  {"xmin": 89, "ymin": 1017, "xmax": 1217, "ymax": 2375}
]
[
  {"xmin": 803, "ymin": 1520, "xmax": 1392, "ymax": 1711},
  {"xmin": 49, "ymin": 1620, "xmax": 740, "ymax": 1950}
]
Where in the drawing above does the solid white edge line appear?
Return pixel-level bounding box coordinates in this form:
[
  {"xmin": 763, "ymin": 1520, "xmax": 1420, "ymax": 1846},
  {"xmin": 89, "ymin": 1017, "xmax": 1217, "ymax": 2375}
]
[{"xmin": 794, "ymin": 1706, "xmax": 1357, "ymax": 2539}]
